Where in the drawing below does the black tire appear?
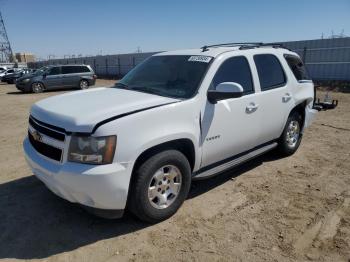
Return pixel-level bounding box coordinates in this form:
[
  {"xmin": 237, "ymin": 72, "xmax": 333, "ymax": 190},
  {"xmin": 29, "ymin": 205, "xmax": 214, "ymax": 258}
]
[
  {"xmin": 277, "ymin": 111, "xmax": 303, "ymax": 156},
  {"xmin": 128, "ymin": 150, "xmax": 191, "ymax": 223},
  {"xmin": 31, "ymin": 82, "xmax": 44, "ymax": 93},
  {"xmin": 79, "ymin": 79, "xmax": 89, "ymax": 89}
]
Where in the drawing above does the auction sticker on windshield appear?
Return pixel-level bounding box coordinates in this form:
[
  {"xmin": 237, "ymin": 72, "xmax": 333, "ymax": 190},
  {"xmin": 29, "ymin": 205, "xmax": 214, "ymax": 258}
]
[{"xmin": 188, "ymin": 56, "xmax": 212, "ymax": 63}]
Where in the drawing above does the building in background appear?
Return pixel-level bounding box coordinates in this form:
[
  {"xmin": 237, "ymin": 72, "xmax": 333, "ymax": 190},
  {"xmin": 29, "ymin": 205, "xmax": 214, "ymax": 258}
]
[{"xmin": 15, "ymin": 52, "xmax": 35, "ymax": 63}]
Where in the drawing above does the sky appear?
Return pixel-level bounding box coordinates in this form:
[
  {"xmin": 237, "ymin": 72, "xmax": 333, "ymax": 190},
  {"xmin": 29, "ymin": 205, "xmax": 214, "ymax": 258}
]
[{"xmin": 1, "ymin": 0, "xmax": 349, "ymax": 60}]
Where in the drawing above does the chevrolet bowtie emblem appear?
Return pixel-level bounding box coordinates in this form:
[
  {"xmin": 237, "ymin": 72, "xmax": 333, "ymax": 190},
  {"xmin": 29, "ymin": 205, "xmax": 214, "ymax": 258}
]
[{"xmin": 32, "ymin": 130, "xmax": 42, "ymax": 142}]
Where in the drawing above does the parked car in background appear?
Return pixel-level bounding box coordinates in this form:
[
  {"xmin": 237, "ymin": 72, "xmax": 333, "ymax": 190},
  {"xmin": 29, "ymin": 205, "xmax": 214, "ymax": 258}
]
[
  {"xmin": 0, "ymin": 66, "xmax": 7, "ymax": 72},
  {"xmin": 0, "ymin": 68, "xmax": 20, "ymax": 79},
  {"xmin": 23, "ymin": 43, "xmax": 317, "ymax": 222},
  {"xmin": 16, "ymin": 65, "xmax": 96, "ymax": 93},
  {"xmin": 1, "ymin": 68, "xmax": 33, "ymax": 84}
]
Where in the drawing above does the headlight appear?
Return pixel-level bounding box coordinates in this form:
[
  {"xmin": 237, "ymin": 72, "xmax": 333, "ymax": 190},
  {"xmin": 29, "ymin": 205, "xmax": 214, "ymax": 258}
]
[
  {"xmin": 68, "ymin": 135, "xmax": 116, "ymax": 164},
  {"xmin": 22, "ymin": 78, "xmax": 30, "ymax": 83}
]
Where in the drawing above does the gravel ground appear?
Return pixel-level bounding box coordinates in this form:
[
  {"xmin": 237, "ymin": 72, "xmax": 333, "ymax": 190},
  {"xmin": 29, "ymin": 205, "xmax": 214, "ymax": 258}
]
[{"xmin": 0, "ymin": 80, "xmax": 349, "ymax": 262}]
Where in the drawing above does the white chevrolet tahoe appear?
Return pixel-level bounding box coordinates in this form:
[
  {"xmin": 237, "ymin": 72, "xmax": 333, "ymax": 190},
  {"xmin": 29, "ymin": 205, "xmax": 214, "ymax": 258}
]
[{"xmin": 24, "ymin": 43, "xmax": 317, "ymax": 223}]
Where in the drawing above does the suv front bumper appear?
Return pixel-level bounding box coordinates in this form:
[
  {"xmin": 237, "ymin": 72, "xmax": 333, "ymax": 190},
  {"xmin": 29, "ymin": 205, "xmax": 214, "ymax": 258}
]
[{"xmin": 23, "ymin": 137, "xmax": 132, "ymax": 218}]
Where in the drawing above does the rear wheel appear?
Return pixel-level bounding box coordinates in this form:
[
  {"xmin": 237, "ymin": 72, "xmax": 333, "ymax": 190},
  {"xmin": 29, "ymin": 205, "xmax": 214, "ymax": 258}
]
[
  {"xmin": 128, "ymin": 150, "xmax": 191, "ymax": 223},
  {"xmin": 79, "ymin": 79, "xmax": 89, "ymax": 89},
  {"xmin": 31, "ymin": 82, "xmax": 44, "ymax": 93},
  {"xmin": 277, "ymin": 111, "xmax": 303, "ymax": 156}
]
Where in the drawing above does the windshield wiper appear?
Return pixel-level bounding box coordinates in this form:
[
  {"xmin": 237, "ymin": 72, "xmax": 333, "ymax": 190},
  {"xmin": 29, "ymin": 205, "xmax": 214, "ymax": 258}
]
[
  {"xmin": 114, "ymin": 82, "xmax": 129, "ymax": 89},
  {"xmin": 129, "ymin": 86, "xmax": 161, "ymax": 96},
  {"xmin": 115, "ymin": 83, "xmax": 164, "ymax": 97}
]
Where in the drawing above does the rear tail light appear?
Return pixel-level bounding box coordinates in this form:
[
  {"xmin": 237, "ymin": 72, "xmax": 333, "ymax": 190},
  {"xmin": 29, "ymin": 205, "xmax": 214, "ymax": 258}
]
[{"xmin": 93, "ymin": 74, "xmax": 97, "ymax": 79}]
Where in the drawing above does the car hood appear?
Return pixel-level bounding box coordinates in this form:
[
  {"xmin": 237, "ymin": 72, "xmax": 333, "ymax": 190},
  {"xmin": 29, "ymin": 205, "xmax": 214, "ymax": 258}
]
[
  {"xmin": 31, "ymin": 87, "xmax": 180, "ymax": 133},
  {"xmin": 17, "ymin": 73, "xmax": 36, "ymax": 81}
]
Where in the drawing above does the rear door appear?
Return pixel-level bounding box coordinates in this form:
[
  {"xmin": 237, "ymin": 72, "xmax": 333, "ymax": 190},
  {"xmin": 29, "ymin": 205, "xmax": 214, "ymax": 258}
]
[
  {"xmin": 61, "ymin": 66, "xmax": 79, "ymax": 87},
  {"xmin": 62, "ymin": 66, "xmax": 90, "ymax": 87},
  {"xmin": 252, "ymin": 54, "xmax": 294, "ymax": 143},
  {"xmin": 44, "ymin": 67, "xmax": 62, "ymax": 89}
]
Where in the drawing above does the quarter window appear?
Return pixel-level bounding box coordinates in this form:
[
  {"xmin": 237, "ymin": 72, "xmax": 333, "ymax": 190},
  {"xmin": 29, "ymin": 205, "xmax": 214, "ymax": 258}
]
[
  {"xmin": 76, "ymin": 66, "xmax": 90, "ymax": 73},
  {"xmin": 254, "ymin": 54, "xmax": 286, "ymax": 91},
  {"xmin": 212, "ymin": 56, "xmax": 254, "ymax": 94},
  {"xmin": 284, "ymin": 55, "xmax": 311, "ymax": 81}
]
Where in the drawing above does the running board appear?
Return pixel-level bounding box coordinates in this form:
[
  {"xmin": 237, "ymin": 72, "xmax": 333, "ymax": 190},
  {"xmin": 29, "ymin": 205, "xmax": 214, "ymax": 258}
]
[{"xmin": 193, "ymin": 142, "xmax": 278, "ymax": 180}]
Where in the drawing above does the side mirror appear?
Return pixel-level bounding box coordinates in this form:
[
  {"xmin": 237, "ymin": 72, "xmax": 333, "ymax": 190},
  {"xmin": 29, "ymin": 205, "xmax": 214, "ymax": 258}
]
[{"xmin": 207, "ymin": 82, "xmax": 244, "ymax": 104}]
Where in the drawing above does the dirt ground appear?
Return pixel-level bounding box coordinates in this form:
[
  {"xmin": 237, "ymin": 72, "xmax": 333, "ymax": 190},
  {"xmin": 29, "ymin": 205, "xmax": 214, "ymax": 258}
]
[{"xmin": 0, "ymin": 80, "xmax": 349, "ymax": 262}]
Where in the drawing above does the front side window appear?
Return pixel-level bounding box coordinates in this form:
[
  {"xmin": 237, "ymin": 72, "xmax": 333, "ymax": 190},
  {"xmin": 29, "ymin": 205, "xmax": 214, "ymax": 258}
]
[
  {"xmin": 284, "ymin": 54, "xmax": 311, "ymax": 81},
  {"xmin": 48, "ymin": 67, "xmax": 60, "ymax": 75},
  {"xmin": 114, "ymin": 55, "xmax": 211, "ymax": 99},
  {"xmin": 254, "ymin": 54, "xmax": 286, "ymax": 91},
  {"xmin": 212, "ymin": 56, "xmax": 254, "ymax": 94}
]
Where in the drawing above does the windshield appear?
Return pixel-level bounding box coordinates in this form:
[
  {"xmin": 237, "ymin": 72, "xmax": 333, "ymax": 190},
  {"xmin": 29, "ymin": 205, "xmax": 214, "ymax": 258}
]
[
  {"xmin": 113, "ymin": 55, "xmax": 212, "ymax": 99},
  {"xmin": 33, "ymin": 66, "xmax": 48, "ymax": 75}
]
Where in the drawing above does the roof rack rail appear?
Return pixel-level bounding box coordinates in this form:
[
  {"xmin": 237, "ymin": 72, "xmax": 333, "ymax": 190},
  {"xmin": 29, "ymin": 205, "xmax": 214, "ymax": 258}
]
[
  {"xmin": 201, "ymin": 42, "xmax": 263, "ymax": 52},
  {"xmin": 201, "ymin": 42, "xmax": 290, "ymax": 52}
]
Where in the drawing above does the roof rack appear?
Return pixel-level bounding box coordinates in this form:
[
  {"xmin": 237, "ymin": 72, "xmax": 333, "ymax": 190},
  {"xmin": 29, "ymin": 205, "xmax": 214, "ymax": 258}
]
[{"xmin": 201, "ymin": 42, "xmax": 290, "ymax": 52}]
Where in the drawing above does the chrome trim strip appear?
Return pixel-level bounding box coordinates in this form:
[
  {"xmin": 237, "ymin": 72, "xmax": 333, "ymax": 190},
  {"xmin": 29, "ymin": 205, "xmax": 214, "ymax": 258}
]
[
  {"xmin": 30, "ymin": 116, "xmax": 66, "ymax": 140},
  {"xmin": 193, "ymin": 142, "xmax": 278, "ymax": 180}
]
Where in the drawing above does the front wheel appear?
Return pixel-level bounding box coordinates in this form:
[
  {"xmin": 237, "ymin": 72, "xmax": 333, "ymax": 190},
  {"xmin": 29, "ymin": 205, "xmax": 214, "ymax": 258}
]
[
  {"xmin": 128, "ymin": 150, "xmax": 191, "ymax": 223},
  {"xmin": 31, "ymin": 82, "xmax": 44, "ymax": 93},
  {"xmin": 277, "ymin": 111, "xmax": 303, "ymax": 156}
]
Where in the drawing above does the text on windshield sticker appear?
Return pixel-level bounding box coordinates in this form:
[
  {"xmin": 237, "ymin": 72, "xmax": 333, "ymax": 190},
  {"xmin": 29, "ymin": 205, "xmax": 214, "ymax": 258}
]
[{"xmin": 188, "ymin": 56, "xmax": 212, "ymax": 63}]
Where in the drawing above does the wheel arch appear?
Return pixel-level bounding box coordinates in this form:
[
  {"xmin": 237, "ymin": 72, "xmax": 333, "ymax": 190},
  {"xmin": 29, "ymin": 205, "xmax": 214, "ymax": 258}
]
[
  {"xmin": 79, "ymin": 78, "xmax": 90, "ymax": 86},
  {"xmin": 290, "ymin": 100, "xmax": 307, "ymax": 131},
  {"xmin": 132, "ymin": 138, "xmax": 196, "ymax": 174},
  {"xmin": 126, "ymin": 138, "xmax": 196, "ymax": 209}
]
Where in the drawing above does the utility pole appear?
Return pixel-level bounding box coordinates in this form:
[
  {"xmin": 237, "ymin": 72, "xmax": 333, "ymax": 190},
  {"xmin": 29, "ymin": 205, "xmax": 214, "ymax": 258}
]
[{"xmin": 0, "ymin": 10, "xmax": 13, "ymax": 63}]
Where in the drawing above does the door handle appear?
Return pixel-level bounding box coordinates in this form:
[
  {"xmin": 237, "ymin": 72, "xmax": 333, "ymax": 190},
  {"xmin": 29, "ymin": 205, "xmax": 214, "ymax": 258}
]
[
  {"xmin": 246, "ymin": 102, "xmax": 259, "ymax": 113},
  {"xmin": 282, "ymin": 93, "xmax": 292, "ymax": 103}
]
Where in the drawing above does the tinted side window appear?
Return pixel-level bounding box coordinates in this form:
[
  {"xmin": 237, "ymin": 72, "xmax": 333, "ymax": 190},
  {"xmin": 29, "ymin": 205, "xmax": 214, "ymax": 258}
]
[
  {"xmin": 78, "ymin": 66, "xmax": 90, "ymax": 73},
  {"xmin": 212, "ymin": 56, "xmax": 254, "ymax": 94},
  {"xmin": 62, "ymin": 66, "xmax": 75, "ymax": 74},
  {"xmin": 284, "ymin": 55, "xmax": 311, "ymax": 81},
  {"xmin": 48, "ymin": 67, "xmax": 60, "ymax": 75},
  {"xmin": 62, "ymin": 66, "xmax": 90, "ymax": 74},
  {"xmin": 254, "ymin": 54, "xmax": 286, "ymax": 91}
]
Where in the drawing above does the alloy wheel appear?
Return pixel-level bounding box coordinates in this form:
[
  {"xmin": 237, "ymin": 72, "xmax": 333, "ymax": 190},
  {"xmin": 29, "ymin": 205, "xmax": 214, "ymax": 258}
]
[{"xmin": 148, "ymin": 165, "xmax": 182, "ymax": 209}]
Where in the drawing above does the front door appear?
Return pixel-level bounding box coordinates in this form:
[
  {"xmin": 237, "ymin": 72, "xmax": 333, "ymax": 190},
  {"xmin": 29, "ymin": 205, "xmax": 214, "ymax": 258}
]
[{"xmin": 201, "ymin": 56, "xmax": 261, "ymax": 168}]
